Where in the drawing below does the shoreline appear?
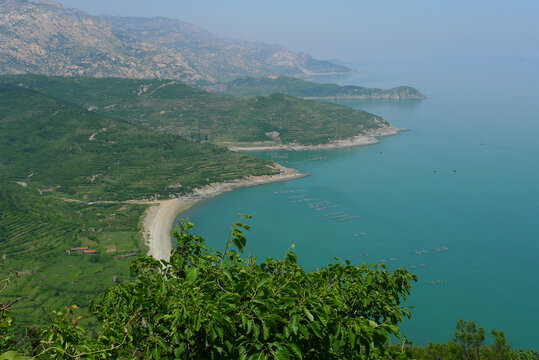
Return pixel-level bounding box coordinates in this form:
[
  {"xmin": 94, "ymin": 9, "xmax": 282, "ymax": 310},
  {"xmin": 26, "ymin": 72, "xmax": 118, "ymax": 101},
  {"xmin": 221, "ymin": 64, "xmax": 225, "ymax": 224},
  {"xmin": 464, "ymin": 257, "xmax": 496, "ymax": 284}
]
[
  {"xmin": 303, "ymin": 95, "xmax": 425, "ymax": 100},
  {"xmin": 226, "ymin": 125, "xmax": 405, "ymax": 152},
  {"xmin": 141, "ymin": 165, "xmax": 308, "ymax": 261},
  {"xmin": 141, "ymin": 126, "xmax": 404, "ymax": 261}
]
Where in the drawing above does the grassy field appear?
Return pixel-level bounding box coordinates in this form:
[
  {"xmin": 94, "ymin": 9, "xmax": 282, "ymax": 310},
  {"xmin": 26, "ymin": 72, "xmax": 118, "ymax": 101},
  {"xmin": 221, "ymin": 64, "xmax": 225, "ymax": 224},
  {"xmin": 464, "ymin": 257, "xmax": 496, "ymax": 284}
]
[{"xmin": 0, "ymin": 75, "xmax": 388, "ymax": 145}]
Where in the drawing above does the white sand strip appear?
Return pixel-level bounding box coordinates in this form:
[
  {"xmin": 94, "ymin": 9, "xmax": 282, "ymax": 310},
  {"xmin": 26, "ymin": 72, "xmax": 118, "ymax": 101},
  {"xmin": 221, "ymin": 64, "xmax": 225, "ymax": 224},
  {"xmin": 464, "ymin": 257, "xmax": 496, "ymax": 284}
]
[{"xmin": 142, "ymin": 166, "xmax": 308, "ymax": 261}]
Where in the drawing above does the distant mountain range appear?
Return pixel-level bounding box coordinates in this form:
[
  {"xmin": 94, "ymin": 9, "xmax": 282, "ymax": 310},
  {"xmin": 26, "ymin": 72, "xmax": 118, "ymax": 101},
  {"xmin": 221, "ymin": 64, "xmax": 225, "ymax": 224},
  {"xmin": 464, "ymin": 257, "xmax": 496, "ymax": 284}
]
[{"xmin": 0, "ymin": 0, "xmax": 352, "ymax": 83}]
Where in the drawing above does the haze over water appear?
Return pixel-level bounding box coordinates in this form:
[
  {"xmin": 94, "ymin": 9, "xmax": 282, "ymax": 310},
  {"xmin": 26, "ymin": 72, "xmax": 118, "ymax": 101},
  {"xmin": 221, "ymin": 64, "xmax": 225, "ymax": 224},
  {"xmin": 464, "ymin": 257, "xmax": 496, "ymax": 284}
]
[{"xmin": 178, "ymin": 57, "xmax": 539, "ymax": 348}]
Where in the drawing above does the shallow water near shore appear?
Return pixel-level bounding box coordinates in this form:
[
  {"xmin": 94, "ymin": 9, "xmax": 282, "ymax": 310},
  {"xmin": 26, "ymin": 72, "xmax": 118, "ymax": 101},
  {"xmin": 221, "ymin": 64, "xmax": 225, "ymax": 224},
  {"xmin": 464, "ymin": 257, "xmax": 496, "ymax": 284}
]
[{"xmin": 177, "ymin": 57, "xmax": 539, "ymax": 348}]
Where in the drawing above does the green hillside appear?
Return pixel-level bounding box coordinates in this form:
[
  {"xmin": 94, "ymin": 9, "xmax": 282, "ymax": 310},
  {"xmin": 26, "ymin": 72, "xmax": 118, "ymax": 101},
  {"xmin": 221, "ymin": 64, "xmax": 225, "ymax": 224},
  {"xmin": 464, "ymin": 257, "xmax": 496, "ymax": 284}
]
[
  {"xmin": 0, "ymin": 84, "xmax": 275, "ymax": 201},
  {"xmin": 0, "ymin": 75, "xmax": 388, "ymax": 146},
  {"xmin": 0, "ymin": 85, "xmax": 276, "ymax": 331},
  {"xmin": 210, "ymin": 75, "xmax": 426, "ymax": 100}
]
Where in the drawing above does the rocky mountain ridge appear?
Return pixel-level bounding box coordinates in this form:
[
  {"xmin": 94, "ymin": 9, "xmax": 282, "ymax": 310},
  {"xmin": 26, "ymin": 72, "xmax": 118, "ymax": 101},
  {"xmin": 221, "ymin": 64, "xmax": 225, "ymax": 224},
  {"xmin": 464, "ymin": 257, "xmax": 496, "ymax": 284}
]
[{"xmin": 0, "ymin": 0, "xmax": 352, "ymax": 83}]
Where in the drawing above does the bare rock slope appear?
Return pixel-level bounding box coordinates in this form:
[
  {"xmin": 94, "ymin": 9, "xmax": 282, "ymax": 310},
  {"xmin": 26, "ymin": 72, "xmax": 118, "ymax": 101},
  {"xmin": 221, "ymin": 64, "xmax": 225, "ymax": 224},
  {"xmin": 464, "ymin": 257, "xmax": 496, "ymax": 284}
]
[{"xmin": 0, "ymin": 0, "xmax": 352, "ymax": 83}]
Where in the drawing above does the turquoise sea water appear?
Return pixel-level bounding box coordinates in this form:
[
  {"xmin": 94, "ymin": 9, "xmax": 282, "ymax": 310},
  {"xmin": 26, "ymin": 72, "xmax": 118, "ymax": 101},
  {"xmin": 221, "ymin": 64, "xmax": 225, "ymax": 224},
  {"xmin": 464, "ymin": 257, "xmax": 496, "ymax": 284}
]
[{"xmin": 177, "ymin": 57, "xmax": 539, "ymax": 348}]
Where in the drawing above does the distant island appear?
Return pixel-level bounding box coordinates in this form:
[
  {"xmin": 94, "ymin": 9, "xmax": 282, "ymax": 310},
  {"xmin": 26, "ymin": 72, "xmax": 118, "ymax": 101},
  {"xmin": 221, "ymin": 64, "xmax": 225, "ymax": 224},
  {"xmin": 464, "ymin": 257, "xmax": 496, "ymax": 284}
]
[{"xmin": 206, "ymin": 75, "xmax": 426, "ymax": 100}]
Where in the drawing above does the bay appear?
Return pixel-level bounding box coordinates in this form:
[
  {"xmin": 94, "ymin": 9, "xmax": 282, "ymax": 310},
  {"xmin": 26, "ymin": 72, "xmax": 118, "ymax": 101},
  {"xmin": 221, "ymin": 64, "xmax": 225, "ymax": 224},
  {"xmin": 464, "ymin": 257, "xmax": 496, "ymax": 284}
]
[{"xmin": 177, "ymin": 57, "xmax": 539, "ymax": 348}]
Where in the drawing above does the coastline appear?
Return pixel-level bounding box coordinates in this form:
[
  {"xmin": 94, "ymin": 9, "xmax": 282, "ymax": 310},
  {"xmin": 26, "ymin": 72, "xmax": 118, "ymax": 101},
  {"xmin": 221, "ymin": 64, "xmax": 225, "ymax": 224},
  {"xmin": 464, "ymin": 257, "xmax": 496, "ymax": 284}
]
[
  {"xmin": 227, "ymin": 125, "xmax": 405, "ymax": 152},
  {"xmin": 303, "ymin": 95, "xmax": 425, "ymax": 100},
  {"xmin": 142, "ymin": 125, "xmax": 404, "ymax": 261},
  {"xmin": 141, "ymin": 165, "xmax": 308, "ymax": 261}
]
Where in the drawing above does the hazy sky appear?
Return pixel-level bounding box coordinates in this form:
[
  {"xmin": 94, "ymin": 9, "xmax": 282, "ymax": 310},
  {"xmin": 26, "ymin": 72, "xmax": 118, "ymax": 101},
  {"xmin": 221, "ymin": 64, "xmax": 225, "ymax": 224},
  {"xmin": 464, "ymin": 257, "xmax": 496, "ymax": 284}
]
[{"xmin": 52, "ymin": 0, "xmax": 539, "ymax": 61}]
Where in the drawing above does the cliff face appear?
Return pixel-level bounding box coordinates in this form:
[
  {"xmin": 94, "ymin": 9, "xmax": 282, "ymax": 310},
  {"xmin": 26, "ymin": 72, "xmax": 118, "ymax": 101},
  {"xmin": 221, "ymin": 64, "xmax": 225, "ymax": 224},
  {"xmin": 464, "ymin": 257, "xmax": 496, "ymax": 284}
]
[{"xmin": 0, "ymin": 0, "xmax": 352, "ymax": 83}]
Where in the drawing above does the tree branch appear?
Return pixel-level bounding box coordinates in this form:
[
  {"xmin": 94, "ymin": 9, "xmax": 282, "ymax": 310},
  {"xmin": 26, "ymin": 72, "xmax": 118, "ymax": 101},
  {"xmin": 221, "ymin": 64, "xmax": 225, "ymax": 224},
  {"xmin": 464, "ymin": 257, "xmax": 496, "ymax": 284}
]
[{"xmin": 0, "ymin": 296, "xmax": 25, "ymax": 312}]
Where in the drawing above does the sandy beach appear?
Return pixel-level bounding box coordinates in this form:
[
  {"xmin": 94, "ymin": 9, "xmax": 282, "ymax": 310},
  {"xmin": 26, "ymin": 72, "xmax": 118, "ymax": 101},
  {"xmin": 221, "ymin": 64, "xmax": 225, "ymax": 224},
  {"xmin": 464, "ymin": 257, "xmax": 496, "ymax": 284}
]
[
  {"xmin": 142, "ymin": 199, "xmax": 199, "ymax": 261},
  {"xmin": 142, "ymin": 165, "xmax": 307, "ymax": 261},
  {"xmin": 227, "ymin": 125, "xmax": 404, "ymax": 152}
]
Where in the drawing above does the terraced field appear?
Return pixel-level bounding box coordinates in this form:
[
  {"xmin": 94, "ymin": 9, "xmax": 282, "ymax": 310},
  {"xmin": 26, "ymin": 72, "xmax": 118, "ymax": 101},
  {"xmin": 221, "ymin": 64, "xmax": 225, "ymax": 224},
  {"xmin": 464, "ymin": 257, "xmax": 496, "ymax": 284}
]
[{"xmin": 0, "ymin": 183, "xmax": 147, "ymax": 332}]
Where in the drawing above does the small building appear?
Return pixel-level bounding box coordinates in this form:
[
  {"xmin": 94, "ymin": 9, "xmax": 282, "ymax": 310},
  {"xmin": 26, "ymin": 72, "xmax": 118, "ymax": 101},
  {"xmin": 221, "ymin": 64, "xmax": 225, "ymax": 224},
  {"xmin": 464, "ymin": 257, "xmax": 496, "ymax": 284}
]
[
  {"xmin": 70, "ymin": 247, "xmax": 89, "ymax": 252},
  {"xmin": 83, "ymin": 249, "xmax": 99, "ymax": 255}
]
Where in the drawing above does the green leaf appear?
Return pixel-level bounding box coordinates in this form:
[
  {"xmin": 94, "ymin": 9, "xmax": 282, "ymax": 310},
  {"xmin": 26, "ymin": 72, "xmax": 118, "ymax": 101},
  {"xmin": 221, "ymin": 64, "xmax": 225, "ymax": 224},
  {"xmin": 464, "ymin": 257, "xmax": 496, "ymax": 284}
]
[
  {"xmin": 286, "ymin": 252, "xmax": 297, "ymax": 263},
  {"xmin": 223, "ymin": 269, "xmax": 234, "ymax": 282},
  {"xmin": 303, "ymin": 308, "xmax": 314, "ymax": 322},
  {"xmin": 241, "ymin": 313, "xmax": 247, "ymax": 328},
  {"xmin": 290, "ymin": 315, "xmax": 299, "ymax": 335},
  {"xmin": 158, "ymin": 337, "xmax": 168, "ymax": 350},
  {"xmin": 256, "ymin": 278, "xmax": 269, "ymax": 289},
  {"xmin": 262, "ymin": 319, "xmax": 269, "ymax": 340},
  {"xmin": 209, "ymin": 324, "xmax": 217, "ymax": 340},
  {"xmin": 274, "ymin": 343, "xmax": 292, "ymax": 360},
  {"xmin": 348, "ymin": 330, "xmax": 356, "ymax": 346},
  {"xmin": 216, "ymin": 326, "xmax": 224, "ymax": 341},
  {"xmin": 386, "ymin": 323, "xmax": 400, "ymax": 337},
  {"xmin": 0, "ymin": 351, "xmax": 32, "ymax": 360},
  {"xmin": 309, "ymin": 321, "xmax": 322, "ymax": 338},
  {"xmin": 238, "ymin": 346, "xmax": 247, "ymax": 360},
  {"xmin": 287, "ymin": 343, "xmax": 303, "ymax": 359},
  {"xmin": 186, "ymin": 267, "xmax": 199, "ymax": 282}
]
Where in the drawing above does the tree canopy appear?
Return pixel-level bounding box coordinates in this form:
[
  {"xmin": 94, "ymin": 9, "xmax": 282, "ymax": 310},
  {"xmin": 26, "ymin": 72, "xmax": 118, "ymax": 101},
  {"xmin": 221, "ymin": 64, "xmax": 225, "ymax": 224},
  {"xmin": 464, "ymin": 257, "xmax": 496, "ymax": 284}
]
[
  {"xmin": 1, "ymin": 219, "xmax": 536, "ymax": 359},
  {"xmin": 87, "ymin": 218, "xmax": 416, "ymax": 359}
]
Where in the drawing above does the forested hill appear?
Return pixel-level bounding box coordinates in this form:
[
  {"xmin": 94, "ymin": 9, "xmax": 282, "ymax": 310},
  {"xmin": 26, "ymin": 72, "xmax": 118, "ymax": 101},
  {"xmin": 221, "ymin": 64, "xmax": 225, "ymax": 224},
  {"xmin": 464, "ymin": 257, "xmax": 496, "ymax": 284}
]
[
  {"xmin": 208, "ymin": 76, "xmax": 426, "ymax": 100},
  {"xmin": 1, "ymin": 75, "xmax": 390, "ymax": 146},
  {"xmin": 0, "ymin": 84, "xmax": 275, "ymax": 201}
]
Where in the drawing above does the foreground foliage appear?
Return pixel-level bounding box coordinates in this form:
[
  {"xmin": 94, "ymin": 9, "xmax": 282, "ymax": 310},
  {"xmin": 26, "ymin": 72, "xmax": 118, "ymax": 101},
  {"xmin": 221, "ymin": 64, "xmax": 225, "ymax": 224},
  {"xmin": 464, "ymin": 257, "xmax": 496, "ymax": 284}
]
[
  {"xmin": 88, "ymin": 219, "xmax": 416, "ymax": 359},
  {"xmin": 8, "ymin": 219, "xmax": 415, "ymax": 359},
  {"xmin": 383, "ymin": 319, "xmax": 538, "ymax": 360},
  {"xmin": 0, "ymin": 220, "xmax": 537, "ymax": 359}
]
